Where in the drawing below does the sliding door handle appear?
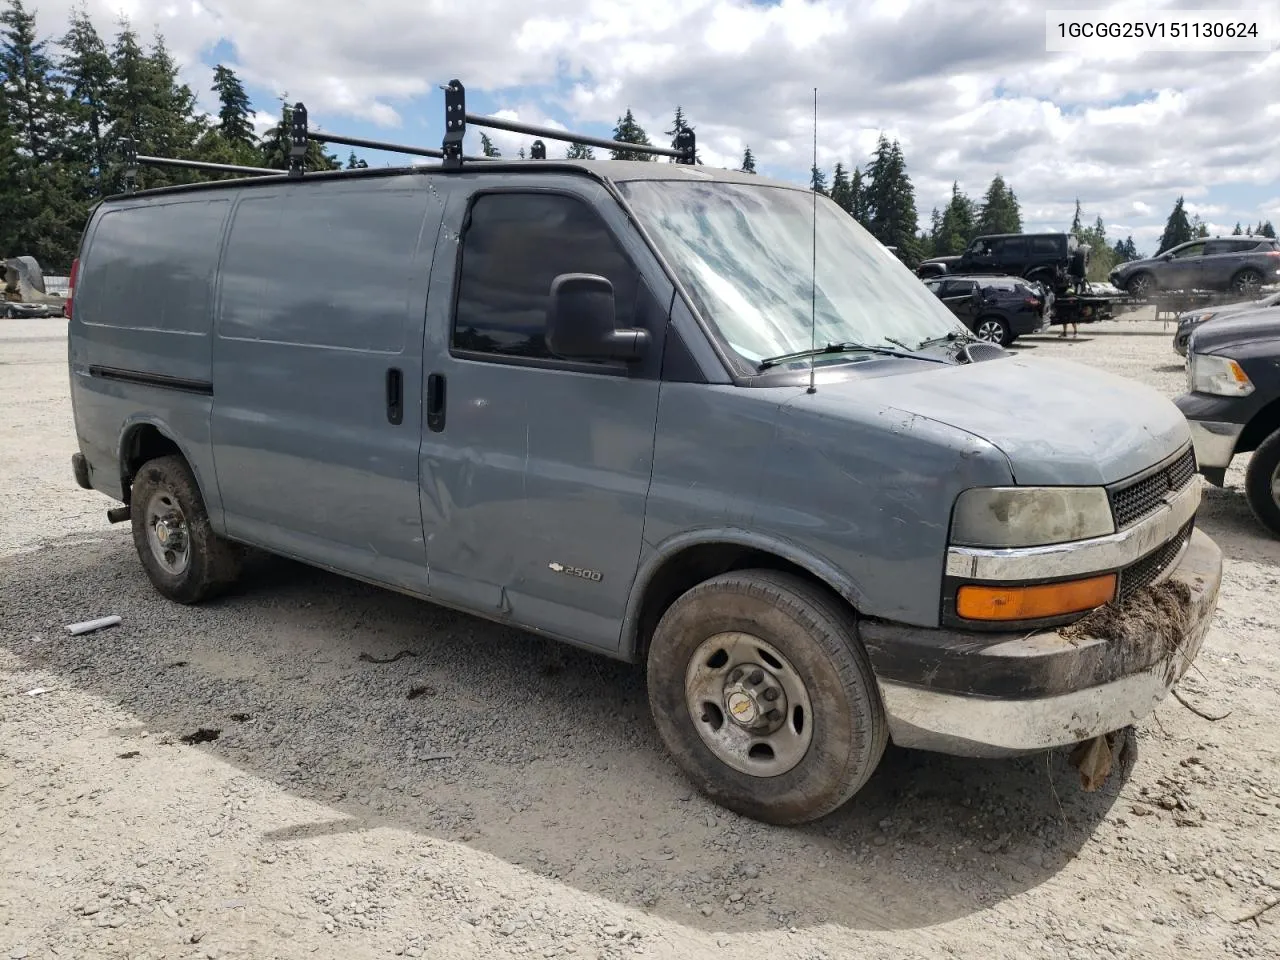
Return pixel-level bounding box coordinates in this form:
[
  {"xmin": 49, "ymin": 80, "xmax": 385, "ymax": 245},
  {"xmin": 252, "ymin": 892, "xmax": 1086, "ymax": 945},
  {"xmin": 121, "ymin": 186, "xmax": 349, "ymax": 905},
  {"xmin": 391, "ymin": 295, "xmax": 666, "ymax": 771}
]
[
  {"xmin": 386, "ymin": 367, "xmax": 403, "ymax": 425},
  {"xmin": 426, "ymin": 372, "xmax": 446, "ymax": 432}
]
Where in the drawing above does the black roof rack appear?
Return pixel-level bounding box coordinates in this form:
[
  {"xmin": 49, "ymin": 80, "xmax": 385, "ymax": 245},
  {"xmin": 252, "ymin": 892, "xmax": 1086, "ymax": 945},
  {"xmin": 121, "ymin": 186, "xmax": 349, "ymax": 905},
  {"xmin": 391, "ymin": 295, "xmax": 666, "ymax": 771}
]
[{"xmin": 119, "ymin": 77, "xmax": 695, "ymax": 191}]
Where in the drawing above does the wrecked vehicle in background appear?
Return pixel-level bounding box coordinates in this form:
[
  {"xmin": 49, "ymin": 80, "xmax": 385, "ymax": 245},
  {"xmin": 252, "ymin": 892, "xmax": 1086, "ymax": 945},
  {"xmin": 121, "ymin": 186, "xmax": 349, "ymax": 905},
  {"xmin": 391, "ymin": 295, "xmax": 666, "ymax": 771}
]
[
  {"xmin": 1172, "ymin": 289, "xmax": 1280, "ymax": 357},
  {"xmin": 3, "ymin": 256, "xmax": 67, "ymax": 319}
]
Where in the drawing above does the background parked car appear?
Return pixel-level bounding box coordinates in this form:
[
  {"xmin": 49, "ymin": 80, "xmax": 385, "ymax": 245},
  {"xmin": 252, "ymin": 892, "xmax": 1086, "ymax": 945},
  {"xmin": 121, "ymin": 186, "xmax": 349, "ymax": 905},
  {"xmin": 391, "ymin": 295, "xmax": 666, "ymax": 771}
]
[
  {"xmin": 923, "ymin": 274, "xmax": 1049, "ymax": 346},
  {"xmin": 1173, "ymin": 289, "xmax": 1280, "ymax": 356},
  {"xmin": 1111, "ymin": 236, "xmax": 1280, "ymax": 298},
  {"xmin": 1176, "ymin": 308, "xmax": 1280, "ymax": 537}
]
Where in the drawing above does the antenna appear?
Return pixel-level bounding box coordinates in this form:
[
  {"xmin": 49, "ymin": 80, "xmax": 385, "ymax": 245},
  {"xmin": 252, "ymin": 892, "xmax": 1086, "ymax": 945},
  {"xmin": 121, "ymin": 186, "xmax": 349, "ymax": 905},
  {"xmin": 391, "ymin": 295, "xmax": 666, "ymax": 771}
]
[{"xmin": 807, "ymin": 87, "xmax": 818, "ymax": 395}]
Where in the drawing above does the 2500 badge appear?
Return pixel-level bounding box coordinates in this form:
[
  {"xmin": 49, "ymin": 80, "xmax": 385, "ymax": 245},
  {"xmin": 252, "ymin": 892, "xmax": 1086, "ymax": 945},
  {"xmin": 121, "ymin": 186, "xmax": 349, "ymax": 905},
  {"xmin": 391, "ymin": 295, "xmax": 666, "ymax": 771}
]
[{"xmin": 548, "ymin": 561, "xmax": 603, "ymax": 582}]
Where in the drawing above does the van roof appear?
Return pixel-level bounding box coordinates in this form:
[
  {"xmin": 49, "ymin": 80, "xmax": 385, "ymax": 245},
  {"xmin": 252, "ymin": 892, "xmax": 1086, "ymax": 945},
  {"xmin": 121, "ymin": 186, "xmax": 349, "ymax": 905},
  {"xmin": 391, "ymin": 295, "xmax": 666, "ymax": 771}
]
[{"xmin": 105, "ymin": 158, "xmax": 806, "ymax": 203}]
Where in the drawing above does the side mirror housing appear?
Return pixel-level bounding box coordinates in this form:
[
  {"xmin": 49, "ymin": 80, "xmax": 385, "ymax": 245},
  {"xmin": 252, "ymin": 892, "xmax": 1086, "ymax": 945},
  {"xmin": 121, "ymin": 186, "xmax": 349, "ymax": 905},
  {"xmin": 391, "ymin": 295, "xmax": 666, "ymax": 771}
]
[{"xmin": 546, "ymin": 273, "xmax": 649, "ymax": 362}]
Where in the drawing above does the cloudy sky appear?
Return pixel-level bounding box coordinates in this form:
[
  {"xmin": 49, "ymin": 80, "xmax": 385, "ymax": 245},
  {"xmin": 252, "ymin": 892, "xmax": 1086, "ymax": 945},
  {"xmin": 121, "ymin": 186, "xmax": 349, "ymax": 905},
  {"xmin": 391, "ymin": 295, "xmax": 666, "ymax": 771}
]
[{"xmin": 31, "ymin": 0, "xmax": 1280, "ymax": 254}]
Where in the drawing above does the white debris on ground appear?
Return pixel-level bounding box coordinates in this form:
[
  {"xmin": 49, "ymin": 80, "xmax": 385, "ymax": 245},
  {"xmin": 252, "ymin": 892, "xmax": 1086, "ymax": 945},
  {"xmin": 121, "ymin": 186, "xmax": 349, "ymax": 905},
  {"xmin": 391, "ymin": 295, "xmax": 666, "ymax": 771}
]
[{"xmin": 1, "ymin": 314, "xmax": 1278, "ymax": 960}]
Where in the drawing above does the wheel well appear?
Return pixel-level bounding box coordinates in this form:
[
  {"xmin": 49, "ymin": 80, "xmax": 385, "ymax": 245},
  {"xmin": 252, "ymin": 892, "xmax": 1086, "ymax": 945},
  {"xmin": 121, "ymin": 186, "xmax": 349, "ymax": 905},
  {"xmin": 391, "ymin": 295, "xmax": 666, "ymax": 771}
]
[
  {"xmin": 1238, "ymin": 398, "xmax": 1280, "ymax": 455},
  {"xmin": 630, "ymin": 543, "xmax": 848, "ymax": 661},
  {"xmin": 120, "ymin": 425, "xmax": 183, "ymax": 500}
]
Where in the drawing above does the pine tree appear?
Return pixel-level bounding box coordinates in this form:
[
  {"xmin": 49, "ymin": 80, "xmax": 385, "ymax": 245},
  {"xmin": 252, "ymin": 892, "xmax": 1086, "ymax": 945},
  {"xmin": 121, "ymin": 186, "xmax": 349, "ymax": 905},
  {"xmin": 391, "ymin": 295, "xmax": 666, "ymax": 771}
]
[
  {"xmin": 565, "ymin": 142, "xmax": 594, "ymax": 159},
  {"xmin": 1232, "ymin": 222, "xmax": 1243, "ymax": 235},
  {"xmin": 2, "ymin": 0, "xmax": 80, "ymax": 268},
  {"xmin": 809, "ymin": 164, "xmax": 827, "ymax": 195},
  {"xmin": 829, "ymin": 162, "xmax": 852, "ymax": 213},
  {"xmin": 259, "ymin": 96, "xmax": 339, "ymax": 172},
  {"xmin": 0, "ymin": 81, "xmax": 20, "ymax": 256},
  {"xmin": 211, "ymin": 64, "xmax": 255, "ymax": 149},
  {"xmin": 610, "ymin": 108, "xmax": 653, "ymax": 162},
  {"xmin": 1157, "ymin": 197, "xmax": 1192, "ymax": 254},
  {"xmin": 863, "ymin": 135, "xmax": 920, "ymax": 262},
  {"xmin": 975, "ymin": 173, "xmax": 1022, "ymax": 236},
  {"xmin": 1246, "ymin": 224, "xmax": 1253, "ymax": 236},
  {"xmin": 345, "ymin": 151, "xmax": 368, "ymax": 169},
  {"xmin": 935, "ymin": 182, "xmax": 976, "ymax": 255},
  {"xmin": 1069, "ymin": 198, "xmax": 1083, "ymax": 236},
  {"xmin": 1262, "ymin": 221, "xmax": 1276, "ymax": 239},
  {"xmin": 848, "ymin": 165, "xmax": 867, "ymax": 222},
  {"xmin": 740, "ymin": 146, "xmax": 756, "ymax": 174},
  {"xmin": 57, "ymin": 4, "xmax": 113, "ymax": 192},
  {"xmin": 478, "ymin": 132, "xmax": 501, "ymax": 158},
  {"xmin": 1112, "ymin": 236, "xmax": 1139, "ymax": 263}
]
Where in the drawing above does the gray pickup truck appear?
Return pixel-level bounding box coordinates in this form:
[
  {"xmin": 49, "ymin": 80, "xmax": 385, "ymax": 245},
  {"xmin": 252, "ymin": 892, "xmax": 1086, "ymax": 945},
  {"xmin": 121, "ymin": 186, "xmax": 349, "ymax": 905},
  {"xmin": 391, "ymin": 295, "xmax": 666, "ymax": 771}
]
[{"xmin": 64, "ymin": 95, "xmax": 1222, "ymax": 825}]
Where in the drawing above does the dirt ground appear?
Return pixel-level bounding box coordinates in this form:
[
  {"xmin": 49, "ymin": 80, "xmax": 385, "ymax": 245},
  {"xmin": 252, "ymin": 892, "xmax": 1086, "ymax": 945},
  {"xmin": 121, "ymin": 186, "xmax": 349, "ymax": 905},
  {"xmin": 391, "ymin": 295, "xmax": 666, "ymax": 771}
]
[{"xmin": 2, "ymin": 313, "xmax": 1278, "ymax": 960}]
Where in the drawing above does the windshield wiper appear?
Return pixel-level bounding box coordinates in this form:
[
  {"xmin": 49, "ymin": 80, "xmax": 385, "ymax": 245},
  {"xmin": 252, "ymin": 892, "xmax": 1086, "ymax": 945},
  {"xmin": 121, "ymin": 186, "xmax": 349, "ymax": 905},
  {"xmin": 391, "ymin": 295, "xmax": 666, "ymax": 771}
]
[
  {"xmin": 914, "ymin": 330, "xmax": 976, "ymax": 350},
  {"xmin": 758, "ymin": 340, "xmax": 949, "ymax": 370}
]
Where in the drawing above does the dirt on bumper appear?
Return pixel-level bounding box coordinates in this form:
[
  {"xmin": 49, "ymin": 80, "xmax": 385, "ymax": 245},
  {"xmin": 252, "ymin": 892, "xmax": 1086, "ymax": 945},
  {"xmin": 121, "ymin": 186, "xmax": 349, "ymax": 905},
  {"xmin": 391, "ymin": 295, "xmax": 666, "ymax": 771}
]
[{"xmin": 862, "ymin": 528, "xmax": 1223, "ymax": 758}]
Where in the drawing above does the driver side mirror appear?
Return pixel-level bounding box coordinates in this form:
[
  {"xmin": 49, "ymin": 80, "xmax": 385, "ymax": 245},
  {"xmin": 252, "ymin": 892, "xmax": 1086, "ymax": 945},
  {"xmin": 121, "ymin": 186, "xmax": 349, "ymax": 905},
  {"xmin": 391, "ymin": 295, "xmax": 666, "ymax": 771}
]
[{"xmin": 546, "ymin": 273, "xmax": 650, "ymax": 362}]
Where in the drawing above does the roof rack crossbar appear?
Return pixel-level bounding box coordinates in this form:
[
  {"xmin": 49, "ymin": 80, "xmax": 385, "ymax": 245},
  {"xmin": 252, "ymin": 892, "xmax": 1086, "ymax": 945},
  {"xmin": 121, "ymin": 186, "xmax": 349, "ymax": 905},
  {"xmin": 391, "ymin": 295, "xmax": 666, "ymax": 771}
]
[
  {"xmin": 305, "ymin": 129, "xmax": 496, "ymax": 163},
  {"xmin": 465, "ymin": 110, "xmax": 690, "ymax": 161},
  {"xmin": 134, "ymin": 155, "xmax": 282, "ymax": 177}
]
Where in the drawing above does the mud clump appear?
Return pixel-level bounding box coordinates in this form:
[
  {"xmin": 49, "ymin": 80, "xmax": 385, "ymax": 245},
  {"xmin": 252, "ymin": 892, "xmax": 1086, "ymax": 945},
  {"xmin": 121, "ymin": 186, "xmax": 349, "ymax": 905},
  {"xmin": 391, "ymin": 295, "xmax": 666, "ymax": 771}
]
[{"xmin": 1062, "ymin": 579, "xmax": 1193, "ymax": 652}]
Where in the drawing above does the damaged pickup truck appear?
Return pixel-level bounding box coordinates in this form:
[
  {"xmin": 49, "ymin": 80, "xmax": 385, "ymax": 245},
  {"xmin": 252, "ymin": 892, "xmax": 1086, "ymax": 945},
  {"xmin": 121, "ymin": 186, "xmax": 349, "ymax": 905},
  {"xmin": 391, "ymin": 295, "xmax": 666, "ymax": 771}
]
[{"xmin": 67, "ymin": 136, "xmax": 1222, "ymax": 825}]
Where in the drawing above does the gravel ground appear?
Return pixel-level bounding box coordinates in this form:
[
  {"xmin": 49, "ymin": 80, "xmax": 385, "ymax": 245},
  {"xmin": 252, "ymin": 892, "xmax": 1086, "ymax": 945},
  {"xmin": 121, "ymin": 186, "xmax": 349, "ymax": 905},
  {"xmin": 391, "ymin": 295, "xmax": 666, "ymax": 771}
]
[{"xmin": 2, "ymin": 314, "xmax": 1279, "ymax": 960}]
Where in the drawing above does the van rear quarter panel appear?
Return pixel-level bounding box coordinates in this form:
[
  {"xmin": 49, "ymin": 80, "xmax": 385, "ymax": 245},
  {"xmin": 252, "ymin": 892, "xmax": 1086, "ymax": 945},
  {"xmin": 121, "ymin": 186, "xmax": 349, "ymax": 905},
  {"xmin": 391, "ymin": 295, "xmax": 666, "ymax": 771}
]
[{"xmin": 69, "ymin": 195, "xmax": 231, "ymax": 510}]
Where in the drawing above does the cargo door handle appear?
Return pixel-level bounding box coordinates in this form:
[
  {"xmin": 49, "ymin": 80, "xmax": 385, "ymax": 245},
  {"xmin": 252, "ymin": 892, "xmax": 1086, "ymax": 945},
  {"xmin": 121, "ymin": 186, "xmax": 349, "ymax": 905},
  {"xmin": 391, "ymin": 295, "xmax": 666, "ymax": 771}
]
[
  {"xmin": 426, "ymin": 373, "xmax": 446, "ymax": 432},
  {"xmin": 386, "ymin": 367, "xmax": 403, "ymax": 425}
]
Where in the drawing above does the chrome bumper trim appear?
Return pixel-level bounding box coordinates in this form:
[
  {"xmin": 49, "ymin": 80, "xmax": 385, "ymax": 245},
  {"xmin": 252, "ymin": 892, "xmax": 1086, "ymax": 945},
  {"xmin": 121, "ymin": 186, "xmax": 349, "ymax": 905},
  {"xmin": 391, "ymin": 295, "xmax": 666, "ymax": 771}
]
[
  {"xmin": 1186, "ymin": 419, "xmax": 1242, "ymax": 471},
  {"xmin": 945, "ymin": 476, "xmax": 1200, "ymax": 581},
  {"xmin": 883, "ymin": 529, "xmax": 1222, "ymax": 758}
]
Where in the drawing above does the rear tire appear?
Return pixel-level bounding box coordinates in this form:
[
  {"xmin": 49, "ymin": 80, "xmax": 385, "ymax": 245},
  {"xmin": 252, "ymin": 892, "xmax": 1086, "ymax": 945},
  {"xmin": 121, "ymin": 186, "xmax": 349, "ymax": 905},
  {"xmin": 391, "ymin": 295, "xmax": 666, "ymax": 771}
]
[
  {"xmin": 974, "ymin": 315, "xmax": 1013, "ymax": 346},
  {"xmin": 646, "ymin": 569, "xmax": 887, "ymax": 826},
  {"xmin": 129, "ymin": 454, "xmax": 243, "ymax": 604},
  {"xmin": 1231, "ymin": 268, "xmax": 1263, "ymax": 296},
  {"xmin": 1244, "ymin": 429, "xmax": 1280, "ymax": 538}
]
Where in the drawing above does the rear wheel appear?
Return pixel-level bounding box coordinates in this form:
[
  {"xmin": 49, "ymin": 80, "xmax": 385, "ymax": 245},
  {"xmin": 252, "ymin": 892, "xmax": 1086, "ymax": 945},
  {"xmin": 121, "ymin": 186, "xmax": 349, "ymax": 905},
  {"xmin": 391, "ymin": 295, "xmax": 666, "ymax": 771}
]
[
  {"xmin": 1244, "ymin": 429, "xmax": 1280, "ymax": 538},
  {"xmin": 1231, "ymin": 268, "xmax": 1263, "ymax": 296},
  {"xmin": 129, "ymin": 454, "xmax": 243, "ymax": 604},
  {"xmin": 974, "ymin": 315, "xmax": 1012, "ymax": 346},
  {"xmin": 646, "ymin": 569, "xmax": 887, "ymax": 825}
]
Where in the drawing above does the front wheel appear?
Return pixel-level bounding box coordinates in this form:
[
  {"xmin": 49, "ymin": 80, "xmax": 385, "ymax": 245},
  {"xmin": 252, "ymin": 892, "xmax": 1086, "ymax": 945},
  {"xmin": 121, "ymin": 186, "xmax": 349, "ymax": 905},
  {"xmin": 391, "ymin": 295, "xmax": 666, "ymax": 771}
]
[
  {"xmin": 974, "ymin": 316, "xmax": 1012, "ymax": 346},
  {"xmin": 1244, "ymin": 429, "xmax": 1280, "ymax": 538},
  {"xmin": 646, "ymin": 569, "xmax": 887, "ymax": 825},
  {"xmin": 129, "ymin": 454, "xmax": 244, "ymax": 604}
]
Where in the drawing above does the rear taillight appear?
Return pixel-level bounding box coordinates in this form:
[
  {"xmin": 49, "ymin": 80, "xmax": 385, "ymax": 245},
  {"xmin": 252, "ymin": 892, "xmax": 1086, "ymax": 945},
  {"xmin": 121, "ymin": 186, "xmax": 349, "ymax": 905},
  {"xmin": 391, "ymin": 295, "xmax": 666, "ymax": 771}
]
[
  {"xmin": 63, "ymin": 258, "xmax": 78, "ymax": 319},
  {"xmin": 1025, "ymin": 297, "xmax": 1040, "ymax": 307}
]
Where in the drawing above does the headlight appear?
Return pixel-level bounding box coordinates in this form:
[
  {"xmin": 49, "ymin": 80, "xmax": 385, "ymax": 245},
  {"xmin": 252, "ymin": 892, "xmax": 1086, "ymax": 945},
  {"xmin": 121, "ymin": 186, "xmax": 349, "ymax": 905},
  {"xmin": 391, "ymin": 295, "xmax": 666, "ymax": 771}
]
[
  {"xmin": 1189, "ymin": 353, "xmax": 1254, "ymax": 397},
  {"xmin": 950, "ymin": 487, "xmax": 1115, "ymax": 548}
]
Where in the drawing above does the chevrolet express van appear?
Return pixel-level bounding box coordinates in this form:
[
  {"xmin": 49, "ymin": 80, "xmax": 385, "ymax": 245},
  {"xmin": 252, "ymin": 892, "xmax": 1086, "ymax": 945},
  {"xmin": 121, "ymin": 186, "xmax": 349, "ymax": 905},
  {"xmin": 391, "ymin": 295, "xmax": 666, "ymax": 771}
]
[{"xmin": 66, "ymin": 158, "xmax": 1222, "ymax": 825}]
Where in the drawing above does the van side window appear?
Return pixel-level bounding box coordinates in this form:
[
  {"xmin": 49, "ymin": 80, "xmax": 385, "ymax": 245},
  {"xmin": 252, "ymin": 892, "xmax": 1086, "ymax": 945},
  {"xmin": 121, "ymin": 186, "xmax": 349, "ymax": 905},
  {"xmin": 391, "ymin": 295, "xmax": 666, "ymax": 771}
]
[{"xmin": 452, "ymin": 192, "xmax": 639, "ymax": 361}]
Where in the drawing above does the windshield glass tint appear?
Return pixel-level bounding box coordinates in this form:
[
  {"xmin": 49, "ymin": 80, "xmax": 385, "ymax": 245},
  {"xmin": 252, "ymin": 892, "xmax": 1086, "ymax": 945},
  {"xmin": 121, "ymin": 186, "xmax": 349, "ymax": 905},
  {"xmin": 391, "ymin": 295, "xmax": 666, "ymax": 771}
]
[{"xmin": 617, "ymin": 180, "xmax": 966, "ymax": 367}]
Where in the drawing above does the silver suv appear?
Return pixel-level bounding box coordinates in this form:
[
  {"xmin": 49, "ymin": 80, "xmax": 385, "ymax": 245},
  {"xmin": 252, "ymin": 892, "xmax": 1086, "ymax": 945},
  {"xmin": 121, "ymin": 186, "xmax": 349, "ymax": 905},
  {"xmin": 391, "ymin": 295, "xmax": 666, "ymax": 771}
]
[{"xmin": 1111, "ymin": 236, "xmax": 1280, "ymax": 297}]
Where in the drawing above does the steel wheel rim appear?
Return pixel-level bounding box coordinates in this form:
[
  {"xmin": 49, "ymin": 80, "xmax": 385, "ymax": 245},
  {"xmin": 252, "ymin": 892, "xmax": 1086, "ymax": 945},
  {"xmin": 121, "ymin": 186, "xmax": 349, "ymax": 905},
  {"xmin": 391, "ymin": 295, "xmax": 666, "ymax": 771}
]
[
  {"xmin": 976, "ymin": 320, "xmax": 1003, "ymax": 343},
  {"xmin": 684, "ymin": 632, "xmax": 814, "ymax": 778},
  {"xmin": 145, "ymin": 488, "xmax": 190, "ymax": 576}
]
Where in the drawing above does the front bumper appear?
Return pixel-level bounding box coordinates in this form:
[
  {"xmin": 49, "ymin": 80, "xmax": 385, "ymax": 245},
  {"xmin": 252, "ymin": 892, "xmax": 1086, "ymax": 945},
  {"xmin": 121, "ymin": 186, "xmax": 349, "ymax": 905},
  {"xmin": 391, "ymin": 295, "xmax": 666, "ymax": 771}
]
[
  {"xmin": 861, "ymin": 528, "xmax": 1223, "ymax": 758},
  {"xmin": 1185, "ymin": 419, "xmax": 1242, "ymax": 472}
]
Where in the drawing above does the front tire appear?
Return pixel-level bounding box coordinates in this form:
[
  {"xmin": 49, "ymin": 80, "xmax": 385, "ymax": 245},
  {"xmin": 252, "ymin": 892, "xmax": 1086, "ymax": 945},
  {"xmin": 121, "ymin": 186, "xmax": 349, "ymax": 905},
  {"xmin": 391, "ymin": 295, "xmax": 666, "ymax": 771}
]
[
  {"xmin": 1244, "ymin": 429, "xmax": 1280, "ymax": 538},
  {"xmin": 129, "ymin": 454, "xmax": 243, "ymax": 604},
  {"xmin": 1126, "ymin": 273, "xmax": 1154, "ymax": 297},
  {"xmin": 646, "ymin": 569, "xmax": 887, "ymax": 826}
]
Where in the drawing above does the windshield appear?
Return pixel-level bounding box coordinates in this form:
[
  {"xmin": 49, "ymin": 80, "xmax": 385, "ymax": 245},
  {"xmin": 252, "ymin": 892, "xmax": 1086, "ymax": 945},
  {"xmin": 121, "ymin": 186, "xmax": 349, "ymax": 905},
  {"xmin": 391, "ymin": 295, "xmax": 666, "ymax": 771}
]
[{"xmin": 617, "ymin": 179, "xmax": 967, "ymax": 369}]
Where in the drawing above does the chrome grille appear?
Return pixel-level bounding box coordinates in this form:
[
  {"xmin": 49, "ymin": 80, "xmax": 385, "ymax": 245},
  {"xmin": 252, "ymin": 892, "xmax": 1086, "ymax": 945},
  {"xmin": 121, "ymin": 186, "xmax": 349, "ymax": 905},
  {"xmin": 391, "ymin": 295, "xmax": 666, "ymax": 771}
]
[
  {"xmin": 1109, "ymin": 447, "xmax": 1196, "ymax": 528},
  {"xmin": 1117, "ymin": 521, "xmax": 1193, "ymax": 603}
]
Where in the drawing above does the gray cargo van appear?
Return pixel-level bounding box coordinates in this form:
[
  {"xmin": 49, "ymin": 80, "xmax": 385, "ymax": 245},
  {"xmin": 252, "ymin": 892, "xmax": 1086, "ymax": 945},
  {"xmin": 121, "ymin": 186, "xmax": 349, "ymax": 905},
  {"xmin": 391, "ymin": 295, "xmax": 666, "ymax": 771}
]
[{"xmin": 65, "ymin": 102, "xmax": 1222, "ymax": 825}]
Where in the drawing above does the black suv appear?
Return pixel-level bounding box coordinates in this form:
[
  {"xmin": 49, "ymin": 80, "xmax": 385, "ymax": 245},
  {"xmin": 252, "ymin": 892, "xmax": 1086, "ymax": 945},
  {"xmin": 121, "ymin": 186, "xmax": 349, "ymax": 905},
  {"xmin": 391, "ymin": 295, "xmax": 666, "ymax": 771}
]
[
  {"xmin": 1175, "ymin": 307, "xmax": 1280, "ymax": 537},
  {"xmin": 917, "ymin": 233, "xmax": 1087, "ymax": 294},
  {"xmin": 923, "ymin": 274, "xmax": 1050, "ymax": 346}
]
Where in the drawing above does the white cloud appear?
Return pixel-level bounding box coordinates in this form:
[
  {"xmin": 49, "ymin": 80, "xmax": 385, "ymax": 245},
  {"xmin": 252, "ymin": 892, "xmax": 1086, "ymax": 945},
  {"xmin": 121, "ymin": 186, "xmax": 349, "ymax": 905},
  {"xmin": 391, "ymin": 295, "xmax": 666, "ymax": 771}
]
[{"xmin": 29, "ymin": 0, "xmax": 1280, "ymax": 241}]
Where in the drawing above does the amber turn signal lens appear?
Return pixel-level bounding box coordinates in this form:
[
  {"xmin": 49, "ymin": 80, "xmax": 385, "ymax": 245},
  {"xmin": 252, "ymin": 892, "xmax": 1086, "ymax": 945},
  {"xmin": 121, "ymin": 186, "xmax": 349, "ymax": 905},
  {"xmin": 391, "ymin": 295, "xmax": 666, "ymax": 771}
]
[{"xmin": 956, "ymin": 574, "xmax": 1117, "ymax": 621}]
